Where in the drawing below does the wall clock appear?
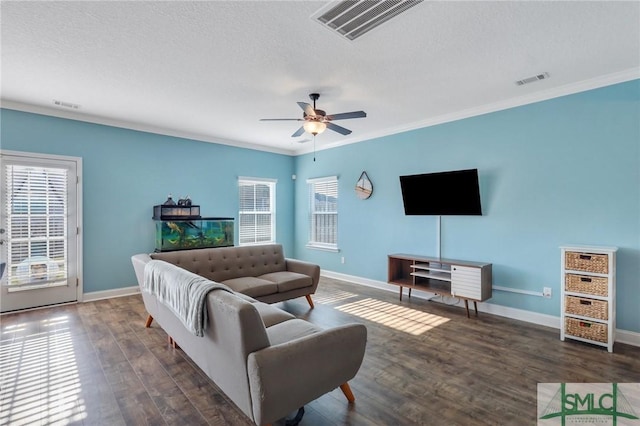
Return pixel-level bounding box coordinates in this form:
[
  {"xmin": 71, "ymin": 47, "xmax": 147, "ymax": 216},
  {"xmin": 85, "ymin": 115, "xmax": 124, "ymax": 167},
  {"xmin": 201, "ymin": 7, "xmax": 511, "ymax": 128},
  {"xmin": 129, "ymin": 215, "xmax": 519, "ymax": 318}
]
[{"xmin": 355, "ymin": 171, "xmax": 373, "ymax": 200}]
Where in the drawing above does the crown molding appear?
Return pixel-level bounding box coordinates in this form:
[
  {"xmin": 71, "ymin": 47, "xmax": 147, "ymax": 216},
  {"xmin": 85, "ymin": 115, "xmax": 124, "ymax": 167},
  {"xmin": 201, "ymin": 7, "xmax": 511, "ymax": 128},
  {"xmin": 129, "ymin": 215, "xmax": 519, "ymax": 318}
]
[{"xmin": 293, "ymin": 68, "xmax": 640, "ymax": 156}]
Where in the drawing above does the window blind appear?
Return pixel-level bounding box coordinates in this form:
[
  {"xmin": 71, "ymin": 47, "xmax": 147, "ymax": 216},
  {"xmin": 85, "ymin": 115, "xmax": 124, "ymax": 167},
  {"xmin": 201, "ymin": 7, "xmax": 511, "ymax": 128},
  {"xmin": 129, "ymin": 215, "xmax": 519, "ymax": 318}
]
[
  {"xmin": 238, "ymin": 178, "xmax": 276, "ymax": 245},
  {"xmin": 307, "ymin": 176, "xmax": 338, "ymax": 250},
  {"xmin": 5, "ymin": 165, "xmax": 68, "ymax": 287}
]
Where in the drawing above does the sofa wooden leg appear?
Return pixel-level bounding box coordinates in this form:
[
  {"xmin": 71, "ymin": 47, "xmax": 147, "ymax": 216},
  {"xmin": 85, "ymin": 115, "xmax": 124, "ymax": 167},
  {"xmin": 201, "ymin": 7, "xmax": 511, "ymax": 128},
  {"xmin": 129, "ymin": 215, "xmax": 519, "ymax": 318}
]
[
  {"xmin": 167, "ymin": 336, "xmax": 179, "ymax": 349},
  {"xmin": 339, "ymin": 383, "xmax": 355, "ymax": 403},
  {"xmin": 144, "ymin": 315, "xmax": 154, "ymax": 328},
  {"xmin": 305, "ymin": 295, "xmax": 315, "ymax": 309}
]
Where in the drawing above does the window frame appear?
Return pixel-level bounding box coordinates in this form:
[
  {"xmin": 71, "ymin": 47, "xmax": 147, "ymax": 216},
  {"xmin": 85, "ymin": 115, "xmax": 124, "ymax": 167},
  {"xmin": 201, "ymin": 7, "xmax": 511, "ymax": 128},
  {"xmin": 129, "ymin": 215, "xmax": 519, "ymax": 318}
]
[
  {"xmin": 237, "ymin": 177, "xmax": 277, "ymax": 246},
  {"xmin": 306, "ymin": 175, "xmax": 339, "ymax": 252}
]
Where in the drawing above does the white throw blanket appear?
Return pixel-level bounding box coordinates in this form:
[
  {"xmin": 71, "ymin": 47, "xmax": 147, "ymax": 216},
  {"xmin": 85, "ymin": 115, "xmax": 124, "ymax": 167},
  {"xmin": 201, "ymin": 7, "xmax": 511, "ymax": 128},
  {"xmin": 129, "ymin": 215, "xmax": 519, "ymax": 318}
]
[{"xmin": 143, "ymin": 260, "xmax": 233, "ymax": 337}]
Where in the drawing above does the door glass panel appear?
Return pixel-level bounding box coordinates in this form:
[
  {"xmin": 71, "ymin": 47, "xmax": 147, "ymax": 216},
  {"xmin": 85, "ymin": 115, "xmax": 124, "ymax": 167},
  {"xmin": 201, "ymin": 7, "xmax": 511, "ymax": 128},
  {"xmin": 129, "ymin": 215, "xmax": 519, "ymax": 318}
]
[{"xmin": 5, "ymin": 165, "xmax": 68, "ymax": 290}]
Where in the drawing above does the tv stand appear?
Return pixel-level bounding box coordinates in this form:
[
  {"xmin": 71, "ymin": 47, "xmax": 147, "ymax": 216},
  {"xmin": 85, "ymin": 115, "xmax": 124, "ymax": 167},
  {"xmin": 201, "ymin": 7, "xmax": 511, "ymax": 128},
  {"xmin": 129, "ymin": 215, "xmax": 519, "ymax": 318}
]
[{"xmin": 388, "ymin": 253, "xmax": 492, "ymax": 317}]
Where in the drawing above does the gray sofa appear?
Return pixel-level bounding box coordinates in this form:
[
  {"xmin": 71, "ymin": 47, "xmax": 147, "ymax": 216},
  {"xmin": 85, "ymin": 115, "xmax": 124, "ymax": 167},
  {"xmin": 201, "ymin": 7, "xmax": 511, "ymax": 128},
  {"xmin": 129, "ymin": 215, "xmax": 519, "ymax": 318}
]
[
  {"xmin": 131, "ymin": 248, "xmax": 367, "ymax": 426},
  {"xmin": 149, "ymin": 244, "xmax": 321, "ymax": 308}
]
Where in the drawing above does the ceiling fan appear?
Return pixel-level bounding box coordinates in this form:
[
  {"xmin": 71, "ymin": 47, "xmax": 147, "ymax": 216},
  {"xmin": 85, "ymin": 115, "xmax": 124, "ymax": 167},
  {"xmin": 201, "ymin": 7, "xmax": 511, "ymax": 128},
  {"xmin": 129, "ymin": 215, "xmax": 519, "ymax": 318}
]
[{"xmin": 260, "ymin": 93, "xmax": 367, "ymax": 137}]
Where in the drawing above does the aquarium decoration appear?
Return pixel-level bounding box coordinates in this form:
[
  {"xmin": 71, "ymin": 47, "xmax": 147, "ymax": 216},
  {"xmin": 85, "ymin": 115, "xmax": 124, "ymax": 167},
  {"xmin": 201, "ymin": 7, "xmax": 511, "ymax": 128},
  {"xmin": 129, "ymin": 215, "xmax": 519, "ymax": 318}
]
[
  {"xmin": 177, "ymin": 195, "xmax": 192, "ymax": 206},
  {"xmin": 163, "ymin": 194, "xmax": 177, "ymax": 205}
]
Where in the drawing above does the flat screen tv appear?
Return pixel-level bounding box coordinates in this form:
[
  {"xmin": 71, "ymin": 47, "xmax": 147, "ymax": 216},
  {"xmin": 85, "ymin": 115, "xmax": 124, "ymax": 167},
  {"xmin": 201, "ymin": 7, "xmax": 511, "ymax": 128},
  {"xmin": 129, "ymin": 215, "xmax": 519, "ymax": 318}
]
[{"xmin": 400, "ymin": 169, "xmax": 482, "ymax": 215}]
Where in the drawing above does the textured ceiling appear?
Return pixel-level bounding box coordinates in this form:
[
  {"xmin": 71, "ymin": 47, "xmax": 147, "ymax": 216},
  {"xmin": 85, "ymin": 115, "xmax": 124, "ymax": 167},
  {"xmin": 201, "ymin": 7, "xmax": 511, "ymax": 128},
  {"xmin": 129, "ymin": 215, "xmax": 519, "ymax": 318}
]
[{"xmin": 1, "ymin": 1, "xmax": 639, "ymax": 155}]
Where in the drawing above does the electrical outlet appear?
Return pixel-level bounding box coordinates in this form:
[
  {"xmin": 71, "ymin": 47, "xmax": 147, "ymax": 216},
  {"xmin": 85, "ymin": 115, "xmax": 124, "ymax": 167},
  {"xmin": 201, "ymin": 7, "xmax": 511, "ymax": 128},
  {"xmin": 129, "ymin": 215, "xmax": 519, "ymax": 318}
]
[
  {"xmin": 341, "ymin": 256, "xmax": 345, "ymax": 264},
  {"xmin": 543, "ymin": 287, "xmax": 552, "ymax": 298}
]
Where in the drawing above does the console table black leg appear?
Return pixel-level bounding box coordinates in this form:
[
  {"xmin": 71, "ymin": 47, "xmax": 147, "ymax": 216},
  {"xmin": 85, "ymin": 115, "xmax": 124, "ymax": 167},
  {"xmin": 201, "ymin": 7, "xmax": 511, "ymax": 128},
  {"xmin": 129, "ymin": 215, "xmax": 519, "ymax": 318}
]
[
  {"xmin": 464, "ymin": 299, "xmax": 470, "ymax": 318},
  {"xmin": 399, "ymin": 286, "xmax": 403, "ymax": 301},
  {"xmin": 408, "ymin": 288, "xmax": 412, "ymax": 299},
  {"xmin": 474, "ymin": 301, "xmax": 478, "ymax": 317}
]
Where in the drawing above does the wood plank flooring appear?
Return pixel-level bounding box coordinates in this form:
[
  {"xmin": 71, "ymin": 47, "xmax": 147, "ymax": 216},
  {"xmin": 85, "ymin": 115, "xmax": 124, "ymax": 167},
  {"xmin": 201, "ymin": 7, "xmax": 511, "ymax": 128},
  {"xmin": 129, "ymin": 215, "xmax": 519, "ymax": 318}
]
[{"xmin": 1, "ymin": 277, "xmax": 639, "ymax": 425}]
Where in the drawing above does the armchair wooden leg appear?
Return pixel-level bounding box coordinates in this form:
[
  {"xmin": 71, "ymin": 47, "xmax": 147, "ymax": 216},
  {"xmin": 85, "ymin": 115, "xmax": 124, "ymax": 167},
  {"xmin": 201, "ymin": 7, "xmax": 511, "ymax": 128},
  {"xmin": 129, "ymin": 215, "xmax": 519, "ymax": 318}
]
[
  {"xmin": 339, "ymin": 383, "xmax": 355, "ymax": 403},
  {"xmin": 144, "ymin": 315, "xmax": 153, "ymax": 328},
  {"xmin": 305, "ymin": 294, "xmax": 315, "ymax": 309}
]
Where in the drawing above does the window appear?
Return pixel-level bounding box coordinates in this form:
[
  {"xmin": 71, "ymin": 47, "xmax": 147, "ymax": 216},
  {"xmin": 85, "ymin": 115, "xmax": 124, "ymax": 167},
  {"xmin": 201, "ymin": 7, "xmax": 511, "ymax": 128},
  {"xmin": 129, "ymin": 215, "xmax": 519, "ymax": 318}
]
[
  {"xmin": 238, "ymin": 177, "xmax": 276, "ymax": 246},
  {"xmin": 307, "ymin": 176, "xmax": 338, "ymax": 251}
]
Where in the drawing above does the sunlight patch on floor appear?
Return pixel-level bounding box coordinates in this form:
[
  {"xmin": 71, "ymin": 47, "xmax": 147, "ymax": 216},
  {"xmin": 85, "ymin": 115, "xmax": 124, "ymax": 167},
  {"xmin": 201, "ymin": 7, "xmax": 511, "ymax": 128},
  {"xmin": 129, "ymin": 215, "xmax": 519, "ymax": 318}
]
[
  {"xmin": 335, "ymin": 298, "xmax": 450, "ymax": 335},
  {"xmin": 313, "ymin": 289, "xmax": 360, "ymax": 305},
  {"xmin": 0, "ymin": 316, "xmax": 88, "ymax": 425}
]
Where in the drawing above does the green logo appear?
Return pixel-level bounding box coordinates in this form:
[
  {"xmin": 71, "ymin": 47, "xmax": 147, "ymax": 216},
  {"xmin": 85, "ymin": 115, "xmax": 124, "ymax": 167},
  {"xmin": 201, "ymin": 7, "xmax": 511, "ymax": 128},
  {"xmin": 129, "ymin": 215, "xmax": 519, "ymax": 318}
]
[{"xmin": 539, "ymin": 383, "xmax": 639, "ymax": 425}]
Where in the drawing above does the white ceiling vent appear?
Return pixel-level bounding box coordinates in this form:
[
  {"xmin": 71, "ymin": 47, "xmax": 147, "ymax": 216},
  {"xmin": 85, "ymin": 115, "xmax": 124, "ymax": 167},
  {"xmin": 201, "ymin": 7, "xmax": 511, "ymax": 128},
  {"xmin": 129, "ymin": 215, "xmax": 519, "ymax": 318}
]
[
  {"xmin": 313, "ymin": 0, "xmax": 424, "ymax": 41},
  {"xmin": 515, "ymin": 72, "xmax": 550, "ymax": 86}
]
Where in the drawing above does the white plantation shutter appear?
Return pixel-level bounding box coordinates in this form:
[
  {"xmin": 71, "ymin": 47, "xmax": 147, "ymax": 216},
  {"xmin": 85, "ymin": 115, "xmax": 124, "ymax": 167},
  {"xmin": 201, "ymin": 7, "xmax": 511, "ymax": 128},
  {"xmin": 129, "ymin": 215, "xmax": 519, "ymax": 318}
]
[
  {"xmin": 307, "ymin": 176, "xmax": 338, "ymax": 251},
  {"xmin": 238, "ymin": 177, "xmax": 276, "ymax": 245},
  {"xmin": 5, "ymin": 165, "xmax": 68, "ymax": 288}
]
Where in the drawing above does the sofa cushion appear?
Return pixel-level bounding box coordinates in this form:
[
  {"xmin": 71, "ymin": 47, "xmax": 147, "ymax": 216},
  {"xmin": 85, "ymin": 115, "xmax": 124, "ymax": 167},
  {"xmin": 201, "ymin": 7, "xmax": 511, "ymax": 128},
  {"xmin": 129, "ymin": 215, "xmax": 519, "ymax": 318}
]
[
  {"xmin": 222, "ymin": 277, "xmax": 278, "ymax": 298},
  {"xmin": 259, "ymin": 271, "xmax": 312, "ymax": 293},
  {"xmin": 232, "ymin": 293, "xmax": 294, "ymax": 327},
  {"xmin": 266, "ymin": 319, "xmax": 322, "ymax": 346},
  {"xmin": 253, "ymin": 302, "xmax": 295, "ymax": 328}
]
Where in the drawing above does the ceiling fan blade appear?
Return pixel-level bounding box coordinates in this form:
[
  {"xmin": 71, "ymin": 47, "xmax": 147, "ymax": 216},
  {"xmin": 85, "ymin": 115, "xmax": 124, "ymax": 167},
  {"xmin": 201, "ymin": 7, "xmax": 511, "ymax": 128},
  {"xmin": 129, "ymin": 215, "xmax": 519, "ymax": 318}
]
[
  {"xmin": 326, "ymin": 122, "xmax": 352, "ymax": 135},
  {"xmin": 260, "ymin": 118, "xmax": 303, "ymax": 121},
  {"xmin": 291, "ymin": 126, "xmax": 305, "ymax": 137},
  {"xmin": 297, "ymin": 102, "xmax": 316, "ymax": 117},
  {"xmin": 327, "ymin": 111, "xmax": 367, "ymax": 121}
]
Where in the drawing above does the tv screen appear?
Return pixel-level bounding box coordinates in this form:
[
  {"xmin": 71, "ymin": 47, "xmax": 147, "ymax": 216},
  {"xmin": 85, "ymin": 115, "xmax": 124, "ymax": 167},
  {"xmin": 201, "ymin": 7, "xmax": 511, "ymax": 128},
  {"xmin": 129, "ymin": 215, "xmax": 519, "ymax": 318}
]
[{"xmin": 400, "ymin": 169, "xmax": 482, "ymax": 215}]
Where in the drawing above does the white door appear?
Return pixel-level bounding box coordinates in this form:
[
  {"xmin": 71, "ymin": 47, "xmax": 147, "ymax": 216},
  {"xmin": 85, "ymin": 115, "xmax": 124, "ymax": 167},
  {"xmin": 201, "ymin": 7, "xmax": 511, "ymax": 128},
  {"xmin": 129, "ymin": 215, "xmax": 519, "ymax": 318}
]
[{"xmin": 0, "ymin": 151, "xmax": 82, "ymax": 313}]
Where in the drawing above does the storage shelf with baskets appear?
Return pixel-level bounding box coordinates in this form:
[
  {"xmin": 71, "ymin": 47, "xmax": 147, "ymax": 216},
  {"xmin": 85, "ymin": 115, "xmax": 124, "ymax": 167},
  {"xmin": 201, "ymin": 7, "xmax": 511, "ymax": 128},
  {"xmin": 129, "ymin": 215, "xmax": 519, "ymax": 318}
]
[{"xmin": 560, "ymin": 245, "xmax": 617, "ymax": 352}]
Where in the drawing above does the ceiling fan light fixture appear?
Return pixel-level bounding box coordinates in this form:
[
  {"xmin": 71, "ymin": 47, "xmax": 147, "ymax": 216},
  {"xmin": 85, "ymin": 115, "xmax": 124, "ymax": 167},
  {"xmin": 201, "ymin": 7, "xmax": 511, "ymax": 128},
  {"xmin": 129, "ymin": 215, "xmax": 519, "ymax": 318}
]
[{"xmin": 303, "ymin": 121, "xmax": 327, "ymax": 135}]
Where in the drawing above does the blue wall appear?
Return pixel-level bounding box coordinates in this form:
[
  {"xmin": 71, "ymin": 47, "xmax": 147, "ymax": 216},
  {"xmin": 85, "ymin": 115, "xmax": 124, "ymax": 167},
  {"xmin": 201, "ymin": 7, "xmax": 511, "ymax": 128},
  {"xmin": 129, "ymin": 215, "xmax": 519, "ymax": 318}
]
[
  {"xmin": 0, "ymin": 110, "xmax": 296, "ymax": 293},
  {"xmin": 293, "ymin": 80, "xmax": 640, "ymax": 332}
]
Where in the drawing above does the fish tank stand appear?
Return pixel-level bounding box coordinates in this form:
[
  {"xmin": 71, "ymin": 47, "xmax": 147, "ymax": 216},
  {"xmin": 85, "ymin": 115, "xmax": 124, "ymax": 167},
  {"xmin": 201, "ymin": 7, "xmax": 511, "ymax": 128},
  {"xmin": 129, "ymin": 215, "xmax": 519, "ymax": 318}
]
[{"xmin": 153, "ymin": 217, "xmax": 234, "ymax": 252}]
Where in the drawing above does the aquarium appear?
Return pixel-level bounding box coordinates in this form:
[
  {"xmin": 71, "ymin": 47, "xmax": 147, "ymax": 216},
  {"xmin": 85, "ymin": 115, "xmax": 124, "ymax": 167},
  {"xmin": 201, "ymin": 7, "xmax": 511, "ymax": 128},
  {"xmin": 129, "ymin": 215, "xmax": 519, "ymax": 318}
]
[{"xmin": 154, "ymin": 217, "xmax": 234, "ymax": 252}]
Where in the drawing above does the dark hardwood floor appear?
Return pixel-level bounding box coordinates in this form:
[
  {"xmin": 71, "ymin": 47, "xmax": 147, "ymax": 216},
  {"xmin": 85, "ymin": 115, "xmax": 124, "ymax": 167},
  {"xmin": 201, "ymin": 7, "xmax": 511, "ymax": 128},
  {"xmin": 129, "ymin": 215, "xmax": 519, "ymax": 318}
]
[{"xmin": 1, "ymin": 277, "xmax": 639, "ymax": 425}]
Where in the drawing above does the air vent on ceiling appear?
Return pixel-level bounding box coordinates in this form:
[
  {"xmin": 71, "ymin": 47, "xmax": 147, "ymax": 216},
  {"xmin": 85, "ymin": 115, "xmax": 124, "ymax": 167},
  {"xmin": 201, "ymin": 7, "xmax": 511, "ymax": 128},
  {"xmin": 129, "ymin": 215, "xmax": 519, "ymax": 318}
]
[
  {"xmin": 515, "ymin": 72, "xmax": 550, "ymax": 86},
  {"xmin": 313, "ymin": 0, "xmax": 423, "ymax": 41},
  {"xmin": 53, "ymin": 99, "xmax": 80, "ymax": 109}
]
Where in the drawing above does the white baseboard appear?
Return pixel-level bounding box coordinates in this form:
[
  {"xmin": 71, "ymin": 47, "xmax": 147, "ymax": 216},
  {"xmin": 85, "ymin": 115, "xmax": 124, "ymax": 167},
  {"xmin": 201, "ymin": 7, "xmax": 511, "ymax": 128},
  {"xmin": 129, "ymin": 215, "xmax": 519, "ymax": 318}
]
[
  {"xmin": 321, "ymin": 270, "xmax": 640, "ymax": 348},
  {"xmin": 616, "ymin": 329, "xmax": 640, "ymax": 347},
  {"xmin": 82, "ymin": 285, "xmax": 140, "ymax": 302}
]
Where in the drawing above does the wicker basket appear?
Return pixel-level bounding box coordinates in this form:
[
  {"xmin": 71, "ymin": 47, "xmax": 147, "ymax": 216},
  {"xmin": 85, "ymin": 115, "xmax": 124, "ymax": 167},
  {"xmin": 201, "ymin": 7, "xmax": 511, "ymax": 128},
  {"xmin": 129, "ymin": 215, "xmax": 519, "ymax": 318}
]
[
  {"xmin": 565, "ymin": 274, "xmax": 608, "ymax": 297},
  {"xmin": 565, "ymin": 251, "xmax": 608, "ymax": 274},
  {"xmin": 565, "ymin": 296, "xmax": 608, "ymax": 320},
  {"xmin": 565, "ymin": 317, "xmax": 608, "ymax": 343}
]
